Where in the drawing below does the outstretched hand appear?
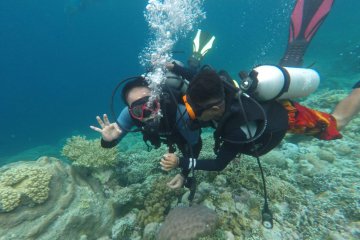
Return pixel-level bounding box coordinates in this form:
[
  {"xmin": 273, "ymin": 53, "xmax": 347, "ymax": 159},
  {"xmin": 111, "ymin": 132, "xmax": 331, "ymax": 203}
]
[
  {"xmin": 167, "ymin": 174, "xmax": 185, "ymax": 189},
  {"xmin": 90, "ymin": 114, "xmax": 122, "ymax": 142}
]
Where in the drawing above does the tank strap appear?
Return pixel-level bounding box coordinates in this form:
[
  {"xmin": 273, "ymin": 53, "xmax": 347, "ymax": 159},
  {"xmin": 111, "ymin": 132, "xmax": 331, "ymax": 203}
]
[{"xmin": 272, "ymin": 65, "xmax": 291, "ymax": 100}]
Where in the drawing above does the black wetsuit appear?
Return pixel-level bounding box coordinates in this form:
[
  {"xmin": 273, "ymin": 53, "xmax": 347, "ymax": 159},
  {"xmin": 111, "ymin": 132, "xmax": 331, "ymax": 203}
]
[{"xmin": 179, "ymin": 93, "xmax": 289, "ymax": 172}]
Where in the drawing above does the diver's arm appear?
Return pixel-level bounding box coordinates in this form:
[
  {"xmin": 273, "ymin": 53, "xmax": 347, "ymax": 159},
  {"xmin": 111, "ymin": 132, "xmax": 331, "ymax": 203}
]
[
  {"xmin": 178, "ymin": 127, "xmax": 246, "ymax": 172},
  {"xmin": 332, "ymin": 81, "xmax": 360, "ymax": 130},
  {"xmin": 168, "ymin": 61, "xmax": 197, "ymax": 80},
  {"xmin": 178, "ymin": 141, "xmax": 238, "ymax": 172},
  {"xmin": 167, "ymin": 142, "xmax": 238, "ymax": 189},
  {"xmin": 90, "ymin": 114, "xmax": 122, "ymax": 146},
  {"xmin": 160, "ymin": 106, "xmax": 202, "ymax": 172},
  {"xmin": 166, "ymin": 111, "xmax": 241, "ymax": 173},
  {"xmin": 92, "ymin": 108, "xmax": 134, "ymax": 148}
]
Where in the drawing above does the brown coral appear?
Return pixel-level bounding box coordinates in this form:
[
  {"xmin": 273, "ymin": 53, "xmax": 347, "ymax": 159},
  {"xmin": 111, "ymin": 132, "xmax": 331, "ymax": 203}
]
[
  {"xmin": 0, "ymin": 165, "xmax": 52, "ymax": 212},
  {"xmin": 158, "ymin": 205, "xmax": 219, "ymax": 240},
  {"xmin": 0, "ymin": 156, "xmax": 115, "ymax": 239}
]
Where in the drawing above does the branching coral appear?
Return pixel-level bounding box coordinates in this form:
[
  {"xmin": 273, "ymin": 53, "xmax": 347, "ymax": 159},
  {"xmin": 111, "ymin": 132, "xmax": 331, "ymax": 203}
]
[{"xmin": 62, "ymin": 135, "xmax": 119, "ymax": 168}]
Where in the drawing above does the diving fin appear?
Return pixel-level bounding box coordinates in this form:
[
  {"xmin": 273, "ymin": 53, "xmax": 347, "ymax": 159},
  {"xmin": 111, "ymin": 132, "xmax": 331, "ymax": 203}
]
[
  {"xmin": 279, "ymin": 0, "xmax": 335, "ymax": 67},
  {"xmin": 191, "ymin": 29, "xmax": 215, "ymax": 62}
]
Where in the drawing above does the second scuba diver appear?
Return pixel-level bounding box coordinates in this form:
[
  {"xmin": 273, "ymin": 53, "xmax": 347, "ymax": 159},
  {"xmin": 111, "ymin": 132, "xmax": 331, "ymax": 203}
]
[
  {"xmin": 163, "ymin": 0, "xmax": 342, "ymax": 188},
  {"xmin": 164, "ymin": 67, "xmax": 343, "ymax": 187}
]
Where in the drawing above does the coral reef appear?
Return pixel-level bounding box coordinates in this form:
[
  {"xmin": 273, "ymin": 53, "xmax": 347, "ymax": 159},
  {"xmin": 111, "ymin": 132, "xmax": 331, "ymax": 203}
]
[
  {"xmin": 62, "ymin": 135, "xmax": 119, "ymax": 168},
  {"xmin": 112, "ymin": 211, "xmax": 141, "ymax": 240},
  {"xmin": 115, "ymin": 145, "xmax": 166, "ymax": 185},
  {"xmin": 0, "ymin": 165, "xmax": 51, "ymax": 212},
  {"xmin": 1, "ymin": 90, "xmax": 358, "ymax": 239},
  {"xmin": 137, "ymin": 176, "xmax": 184, "ymax": 227},
  {"xmin": 157, "ymin": 205, "xmax": 219, "ymax": 240},
  {"xmin": 0, "ymin": 156, "xmax": 114, "ymax": 239}
]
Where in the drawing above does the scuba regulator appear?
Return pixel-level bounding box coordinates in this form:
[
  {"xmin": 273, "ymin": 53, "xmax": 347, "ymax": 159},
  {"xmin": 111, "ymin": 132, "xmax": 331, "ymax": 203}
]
[{"xmin": 216, "ymin": 71, "xmax": 275, "ymax": 229}]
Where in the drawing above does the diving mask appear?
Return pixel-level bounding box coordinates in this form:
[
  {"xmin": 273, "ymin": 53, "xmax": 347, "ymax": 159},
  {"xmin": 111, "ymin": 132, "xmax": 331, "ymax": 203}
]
[{"xmin": 129, "ymin": 96, "xmax": 160, "ymax": 121}]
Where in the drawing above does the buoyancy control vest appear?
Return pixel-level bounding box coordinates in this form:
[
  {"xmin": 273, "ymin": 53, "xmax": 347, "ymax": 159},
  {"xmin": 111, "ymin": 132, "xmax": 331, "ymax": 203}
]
[
  {"xmin": 213, "ymin": 71, "xmax": 289, "ymax": 156},
  {"xmin": 215, "ymin": 97, "xmax": 288, "ymax": 156}
]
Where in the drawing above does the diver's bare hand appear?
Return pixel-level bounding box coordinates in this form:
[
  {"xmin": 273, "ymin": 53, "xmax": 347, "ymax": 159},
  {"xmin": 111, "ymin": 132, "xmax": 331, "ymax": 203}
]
[
  {"xmin": 167, "ymin": 174, "xmax": 185, "ymax": 189},
  {"xmin": 90, "ymin": 114, "xmax": 122, "ymax": 142},
  {"xmin": 160, "ymin": 153, "xmax": 179, "ymax": 171}
]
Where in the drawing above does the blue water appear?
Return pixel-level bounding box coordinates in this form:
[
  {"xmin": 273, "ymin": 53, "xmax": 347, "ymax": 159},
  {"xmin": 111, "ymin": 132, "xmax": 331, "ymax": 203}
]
[{"xmin": 1, "ymin": 0, "xmax": 359, "ymax": 161}]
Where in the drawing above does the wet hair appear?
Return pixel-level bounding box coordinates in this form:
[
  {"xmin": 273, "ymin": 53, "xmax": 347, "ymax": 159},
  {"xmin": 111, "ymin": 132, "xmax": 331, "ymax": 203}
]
[
  {"xmin": 121, "ymin": 77, "xmax": 149, "ymax": 103},
  {"xmin": 187, "ymin": 68, "xmax": 224, "ymax": 104}
]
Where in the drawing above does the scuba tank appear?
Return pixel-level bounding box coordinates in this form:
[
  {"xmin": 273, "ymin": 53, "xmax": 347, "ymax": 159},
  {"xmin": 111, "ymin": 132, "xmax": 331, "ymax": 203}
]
[
  {"xmin": 165, "ymin": 71, "xmax": 189, "ymax": 95},
  {"xmin": 164, "ymin": 60, "xmax": 189, "ymax": 95},
  {"xmin": 239, "ymin": 65, "xmax": 320, "ymax": 101}
]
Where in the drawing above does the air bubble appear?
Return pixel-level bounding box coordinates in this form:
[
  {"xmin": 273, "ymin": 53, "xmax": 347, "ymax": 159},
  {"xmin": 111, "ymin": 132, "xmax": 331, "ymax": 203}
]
[{"xmin": 139, "ymin": 0, "xmax": 205, "ymax": 97}]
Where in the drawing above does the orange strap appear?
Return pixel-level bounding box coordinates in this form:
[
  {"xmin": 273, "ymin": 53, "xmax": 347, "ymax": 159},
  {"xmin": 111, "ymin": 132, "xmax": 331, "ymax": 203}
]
[{"xmin": 282, "ymin": 100, "xmax": 342, "ymax": 140}]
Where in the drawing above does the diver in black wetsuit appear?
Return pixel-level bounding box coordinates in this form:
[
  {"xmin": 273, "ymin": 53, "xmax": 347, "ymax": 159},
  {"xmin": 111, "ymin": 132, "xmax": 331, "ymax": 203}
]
[{"xmin": 165, "ymin": 68, "xmax": 342, "ymax": 189}]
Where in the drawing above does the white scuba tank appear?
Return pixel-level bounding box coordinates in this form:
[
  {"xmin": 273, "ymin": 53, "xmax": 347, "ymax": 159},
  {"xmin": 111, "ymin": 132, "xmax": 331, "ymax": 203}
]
[{"xmin": 240, "ymin": 65, "xmax": 320, "ymax": 101}]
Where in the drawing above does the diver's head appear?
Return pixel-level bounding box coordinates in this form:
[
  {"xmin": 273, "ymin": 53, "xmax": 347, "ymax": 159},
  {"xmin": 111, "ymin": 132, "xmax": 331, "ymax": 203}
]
[
  {"xmin": 183, "ymin": 69, "xmax": 225, "ymax": 121},
  {"xmin": 122, "ymin": 77, "xmax": 160, "ymax": 122}
]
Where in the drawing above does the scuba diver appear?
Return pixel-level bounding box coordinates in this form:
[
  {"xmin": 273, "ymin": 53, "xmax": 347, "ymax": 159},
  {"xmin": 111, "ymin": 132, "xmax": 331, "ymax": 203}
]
[
  {"xmin": 165, "ymin": 66, "xmax": 342, "ymax": 183},
  {"xmin": 164, "ymin": 64, "xmax": 343, "ymax": 228},
  {"xmin": 90, "ymin": 76, "xmax": 202, "ymax": 174},
  {"xmin": 163, "ymin": 0, "xmax": 344, "ymax": 229},
  {"xmin": 163, "ymin": 0, "xmax": 338, "ymax": 178}
]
